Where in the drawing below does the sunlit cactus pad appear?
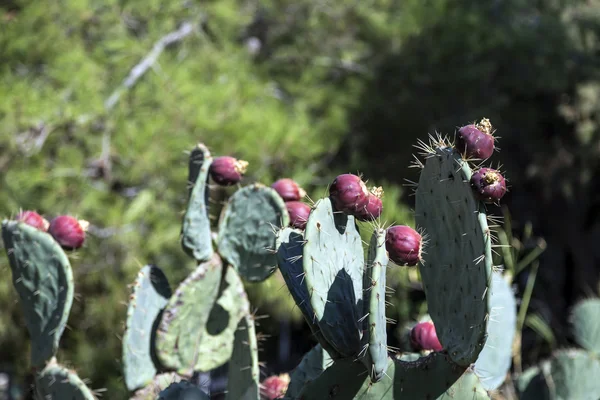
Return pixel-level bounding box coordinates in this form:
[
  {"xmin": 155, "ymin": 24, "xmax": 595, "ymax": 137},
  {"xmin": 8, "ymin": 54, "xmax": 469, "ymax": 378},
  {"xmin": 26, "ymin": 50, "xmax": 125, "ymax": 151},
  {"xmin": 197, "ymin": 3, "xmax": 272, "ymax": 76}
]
[
  {"xmin": 34, "ymin": 362, "xmax": 96, "ymax": 400},
  {"xmin": 225, "ymin": 314, "xmax": 260, "ymax": 400}
]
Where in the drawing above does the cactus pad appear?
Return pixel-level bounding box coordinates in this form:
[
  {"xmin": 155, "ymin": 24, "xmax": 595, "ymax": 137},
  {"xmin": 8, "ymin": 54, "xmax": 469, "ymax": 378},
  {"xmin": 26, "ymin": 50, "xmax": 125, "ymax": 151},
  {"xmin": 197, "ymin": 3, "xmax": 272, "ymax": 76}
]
[
  {"xmin": 2, "ymin": 220, "xmax": 74, "ymax": 368},
  {"xmin": 285, "ymin": 344, "xmax": 333, "ymax": 399},
  {"xmin": 297, "ymin": 353, "xmax": 476, "ymax": 399},
  {"xmin": 130, "ymin": 373, "xmax": 183, "ymax": 400},
  {"xmin": 218, "ymin": 184, "xmax": 290, "ymax": 282},
  {"xmin": 415, "ymin": 145, "xmax": 492, "ymax": 365},
  {"xmin": 570, "ymin": 298, "xmax": 600, "ymax": 354},
  {"xmin": 157, "ymin": 381, "xmax": 209, "ymax": 400},
  {"xmin": 474, "ymin": 272, "xmax": 517, "ymax": 390},
  {"xmin": 302, "ymin": 197, "xmax": 364, "ymax": 357},
  {"xmin": 123, "ymin": 265, "xmax": 172, "ymax": 391},
  {"xmin": 34, "ymin": 362, "xmax": 96, "ymax": 400},
  {"xmin": 225, "ymin": 314, "xmax": 260, "ymax": 400},
  {"xmin": 181, "ymin": 143, "xmax": 214, "ymax": 263},
  {"xmin": 361, "ymin": 228, "xmax": 389, "ymax": 382},
  {"xmin": 547, "ymin": 349, "xmax": 600, "ymax": 400}
]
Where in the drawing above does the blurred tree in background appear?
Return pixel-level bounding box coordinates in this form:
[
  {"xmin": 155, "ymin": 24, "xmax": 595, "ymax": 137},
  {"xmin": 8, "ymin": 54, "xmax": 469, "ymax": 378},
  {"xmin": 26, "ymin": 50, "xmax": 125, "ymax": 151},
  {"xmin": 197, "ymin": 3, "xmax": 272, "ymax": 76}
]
[{"xmin": 0, "ymin": 0, "xmax": 599, "ymax": 398}]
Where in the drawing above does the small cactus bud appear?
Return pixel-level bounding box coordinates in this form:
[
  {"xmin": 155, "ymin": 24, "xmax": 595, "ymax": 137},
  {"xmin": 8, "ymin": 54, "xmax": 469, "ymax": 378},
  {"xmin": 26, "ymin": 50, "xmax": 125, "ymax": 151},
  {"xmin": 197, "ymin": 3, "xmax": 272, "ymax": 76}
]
[
  {"xmin": 16, "ymin": 211, "xmax": 49, "ymax": 231},
  {"xmin": 261, "ymin": 374, "xmax": 290, "ymax": 400},
  {"xmin": 209, "ymin": 156, "xmax": 248, "ymax": 186},
  {"xmin": 355, "ymin": 186, "xmax": 384, "ymax": 221},
  {"xmin": 286, "ymin": 201, "xmax": 311, "ymax": 230},
  {"xmin": 48, "ymin": 216, "xmax": 88, "ymax": 250},
  {"xmin": 271, "ymin": 178, "xmax": 306, "ymax": 202},
  {"xmin": 410, "ymin": 321, "xmax": 443, "ymax": 351},
  {"xmin": 470, "ymin": 168, "xmax": 507, "ymax": 203},
  {"xmin": 456, "ymin": 118, "xmax": 495, "ymax": 160},
  {"xmin": 328, "ymin": 173, "xmax": 370, "ymax": 214},
  {"xmin": 385, "ymin": 225, "xmax": 422, "ymax": 266}
]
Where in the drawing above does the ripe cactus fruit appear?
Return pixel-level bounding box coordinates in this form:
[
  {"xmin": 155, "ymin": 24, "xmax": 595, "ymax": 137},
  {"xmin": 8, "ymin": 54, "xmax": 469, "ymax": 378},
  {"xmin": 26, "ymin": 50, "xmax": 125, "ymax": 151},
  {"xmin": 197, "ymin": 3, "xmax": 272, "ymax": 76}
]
[
  {"xmin": 470, "ymin": 168, "xmax": 507, "ymax": 203},
  {"xmin": 16, "ymin": 210, "xmax": 49, "ymax": 231},
  {"xmin": 385, "ymin": 225, "xmax": 422, "ymax": 266},
  {"xmin": 285, "ymin": 201, "xmax": 311, "ymax": 230},
  {"xmin": 226, "ymin": 314, "xmax": 260, "ymax": 400},
  {"xmin": 410, "ymin": 321, "xmax": 443, "ymax": 352},
  {"xmin": 2, "ymin": 220, "xmax": 74, "ymax": 368},
  {"xmin": 261, "ymin": 374, "xmax": 291, "ymax": 400},
  {"xmin": 456, "ymin": 118, "xmax": 495, "ymax": 160},
  {"xmin": 48, "ymin": 215, "xmax": 88, "ymax": 250},
  {"xmin": 209, "ymin": 156, "xmax": 248, "ymax": 186},
  {"xmin": 34, "ymin": 362, "xmax": 96, "ymax": 400},
  {"xmin": 328, "ymin": 173, "xmax": 370, "ymax": 214},
  {"xmin": 271, "ymin": 178, "xmax": 306, "ymax": 202},
  {"xmin": 355, "ymin": 187, "xmax": 384, "ymax": 221}
]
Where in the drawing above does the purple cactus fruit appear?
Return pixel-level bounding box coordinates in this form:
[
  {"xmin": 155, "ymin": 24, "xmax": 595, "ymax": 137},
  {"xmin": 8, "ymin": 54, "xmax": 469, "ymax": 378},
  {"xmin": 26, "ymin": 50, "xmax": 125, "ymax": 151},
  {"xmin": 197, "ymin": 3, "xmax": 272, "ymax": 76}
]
[
  {"xmin": 16, "ymin": 211, "xmax": 49, "ymax": 232},
  {"xmin": 271, "ymin": 178, "xmax": 306, "ymax": 202},
  {"xmin": 261, "ymin": 374, "xmax": 290, "ymax": 400},
  {"xmin": 355, "ymin": 186, "xmax": 384, "ymax": 221},
  {"xmin": 48, "ymin": 216, "xmax": 89, "ymax": 250},
  {"xmin": 410, "ymin": 321, "xmax": 443, "ymax": 352},
  {"xmin": 456, "ymin": 118, "xmax": 495, "ymax": 160},
  {"xmin": 385, "ymin": 225, "xmax": 422, "ymax": 266},
  {"xmin": 209, "ymin": 156, "xmax": 249, "ymax": 186},
  {"xmin": 470, "ymin": 168, "xmax": 507, "ymax": 203},
  {"xmin": 286, "ymin": 201, "xmax": 311, "ymax": 230},
  {"xmin": 328, "ymin": 173, "xmax": 370, "ymax": 214}
]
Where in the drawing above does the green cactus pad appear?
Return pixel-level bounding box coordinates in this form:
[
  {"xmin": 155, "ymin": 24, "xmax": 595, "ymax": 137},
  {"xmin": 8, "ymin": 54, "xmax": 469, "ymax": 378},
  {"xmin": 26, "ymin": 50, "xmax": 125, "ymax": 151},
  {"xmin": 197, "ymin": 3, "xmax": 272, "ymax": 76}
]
[
  {"xmin": 123, "ymin": 265, "xmax": 172, "ymax": 391},
  {"xmin": 302, "ymin": 197, "xmax": 364, "ymax": 357},
  {"xmin": 415, "ymin": 146, "xmax": 492, "ymax": 366},
  {"xmin": 225, "ymin": 314, "xmax": 260, "ymax": 400},
  {"xmin": 130, "ymin": 373, "xmax": 183, "ymax": 400},
  {"xmin": 34, "ymin": 362, "xmax": 96, "ymax": 400},
  {"xmin": 157, "ymin": 381, "xmax": 209, "ymax": 400},
  {"xmin": 361, "ymin": 228, "xmax": 389, "ymax": 382},
  {"xmin": 296, "ymin": 353, "xmax": 483, "ymax": 399},
  {"xmin": 218, "ymin": 184, "xmax": 290, "ymax": 282},
  {"xmin": 474, "ymin": 272, "xmax": 517, "ymax": 390},
  {"xmin": 155, "ymin": 253, "xmax": 223, "ymax": 375},
  {"xmin": 2, "ymin": 220, "xmax": 74, "ymax": 368},
  {"xmin": 285, "ymin": 344, "xmax": 333, "ymax": 399},
  {"xmin": 570, "ymin": 298, "xmax": 600, "ymax": 354},
  {"xmin": 181, "ymin": 143, "xmax": 214, "ymax": 263}
]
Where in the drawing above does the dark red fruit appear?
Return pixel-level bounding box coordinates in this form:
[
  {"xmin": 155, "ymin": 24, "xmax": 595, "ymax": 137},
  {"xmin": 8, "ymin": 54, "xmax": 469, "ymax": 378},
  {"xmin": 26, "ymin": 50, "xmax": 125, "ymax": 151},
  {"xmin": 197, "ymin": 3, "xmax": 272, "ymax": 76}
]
[
  {"xmin": 209, "ymin": 156, "xmax": 248, "ymax": 186},
  {"xmin": 470, "ymin": 168, "xmax": 507, "ymax": 203},
  {"xmin": 410, "ymin": 321, "xmax": 443, "ymax": 351},
  {"xmin": 48, "ymin": 216, "xmax": 88, "ymax": 249},
  {"xmin": 456, "ymin": 118, "xmax": 495, "ymax": 160},
  {"xmin": 385, "ymin": 225, "xmax": 422, "ymax": 266},
  {"xmin": 355, "ymin": 187, "xmax": 384, "ymax": 221},
  {"xmin": 286, "ymin": 201, "xmax": 311, "ymax": 230},
  {"xmin": 329, "ymin": 173, "xmax": 370, "ymax": 214},
  {"xmin": 261, "ymin": 374, "xmax": 290, "ymax": 400},
  {"xmin": 16, "ymin": 211, "xmax": 49, "ymax": 231},
  {"xmin": 271, "ymin": 178, "xmax": 306, "ymax": 202}
]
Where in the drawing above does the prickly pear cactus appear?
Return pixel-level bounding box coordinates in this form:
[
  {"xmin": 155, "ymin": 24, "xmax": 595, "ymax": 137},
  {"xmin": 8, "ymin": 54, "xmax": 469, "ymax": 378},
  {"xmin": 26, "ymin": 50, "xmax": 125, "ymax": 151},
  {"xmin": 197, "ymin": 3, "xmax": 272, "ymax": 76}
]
[
  {"xmin": 361, "ymin": 228, "xmax": 389, "ymax": 381},
  {"xmin": 123, "ymin": 265, "xmax": 172, "ymax": 391},
  {"xmin": 130, "ymin": 373, "xmax": 183, "ymax": 400},
  {"xmin": 218, "ymin": 184, "xmax": 290, "ymax": 282},
  {"xmin": 285, "ymin": 345, "xmax": 333, "ymax": 399},
  {"xmin": 225, "ymin": 314, "xmax": 260, "ymax": 400},
  {"xmin": 1, "ymin": 220, "xmax": 74, "ymax": 368},
  {"xmin": 415, "ymin": 140, "xmax": 493, "ymax": 366},
  {"xmin": 570, "ymin": 298, "xmax": 600, "ymax": 354},
  {"xmin": 34, "ymin": 361, "xmax": 96, "ymax": 400},
  {"xmin": 473, "ymin": 271, "xmax": 517, "ymax": 390},
  {"xmin": 181, "ymin": 143, "xmax": 214, "ymax": 263},
  {"xmin": 157, "ymin": 381, "xmax": 209, "ymax": 400},
  {"xmin": 301, "ymin": 197, "xmax": 364, "ymax": 357}
]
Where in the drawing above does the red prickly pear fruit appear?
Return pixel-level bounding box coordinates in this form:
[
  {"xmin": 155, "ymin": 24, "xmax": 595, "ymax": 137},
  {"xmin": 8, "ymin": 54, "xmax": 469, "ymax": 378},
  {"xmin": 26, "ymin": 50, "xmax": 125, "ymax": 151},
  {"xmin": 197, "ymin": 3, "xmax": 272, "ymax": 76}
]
[
  {"xmin": 385, "ymin": 225, "xmax": 422, "ymax": 266},
  {"xmin": 456, "ymin": 118, "xmax": 495, "ymax": 160},
  {"xmin": 328, "ymin": 173, "xmax": 370, "ymax": 214},
  {"xmin": 470, "ymin": 168, "xmax": 507, "ymax": 203},
  {"xmin": 261, "ymin": 374, "xmax": 290, "ymax": 400},
  {"xmin": 16, "ymin": 211, "xmax": 49, "ymax": 231},
  {"xmin": 209, "ymin": 156, "xmax": 249, "ymax": 186},
  {"xmin": 410, "ymin": 321, "xmax": 443, "ymax": 351},
  {"xmin": 286, "ymin": 201, "xmax": 311, "ymax": 230},
  {"xmin": 48, "ymin": 216, "xmax": 89, "ymax": 250},
  {"xmin": 355, "ymin": 186, "xmax": 384, "ymax": 221},
  {"xmin": 271, "ymin": 178, "xmax": 306, "ymax": 202}
]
